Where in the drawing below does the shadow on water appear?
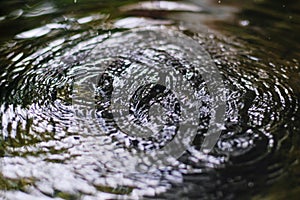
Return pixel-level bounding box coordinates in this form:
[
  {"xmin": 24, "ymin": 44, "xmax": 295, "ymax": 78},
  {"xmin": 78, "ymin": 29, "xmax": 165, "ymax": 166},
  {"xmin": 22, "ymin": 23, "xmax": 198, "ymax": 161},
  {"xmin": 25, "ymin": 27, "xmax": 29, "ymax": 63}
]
[{"xmin": 0, "ymin": 0, "xmax": 299, "ymax": 199}]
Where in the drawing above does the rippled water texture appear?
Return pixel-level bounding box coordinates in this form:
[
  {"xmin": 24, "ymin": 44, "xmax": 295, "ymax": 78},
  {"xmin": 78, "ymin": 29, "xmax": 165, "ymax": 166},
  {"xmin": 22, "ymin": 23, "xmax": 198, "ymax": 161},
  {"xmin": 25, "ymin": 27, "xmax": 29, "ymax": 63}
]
[{"xmin": 0, "ymin": 0, "xmax": 299, "ymax": 199}]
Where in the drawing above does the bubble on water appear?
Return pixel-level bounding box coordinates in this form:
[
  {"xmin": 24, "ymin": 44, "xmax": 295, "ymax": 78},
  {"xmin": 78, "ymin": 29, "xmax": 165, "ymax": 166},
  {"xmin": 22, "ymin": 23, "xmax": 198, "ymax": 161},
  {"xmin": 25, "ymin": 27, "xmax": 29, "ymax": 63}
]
[{"xmin": 239, "ymin": 20, "xmax": 250, "ymax": 26}]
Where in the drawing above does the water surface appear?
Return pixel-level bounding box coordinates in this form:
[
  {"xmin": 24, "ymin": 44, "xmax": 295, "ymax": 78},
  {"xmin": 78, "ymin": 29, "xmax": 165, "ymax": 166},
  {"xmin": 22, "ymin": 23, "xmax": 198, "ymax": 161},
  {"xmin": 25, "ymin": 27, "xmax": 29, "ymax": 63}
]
[{"xmin": 0, "ymin": 0, "xmax": 299, "ymax": 199}]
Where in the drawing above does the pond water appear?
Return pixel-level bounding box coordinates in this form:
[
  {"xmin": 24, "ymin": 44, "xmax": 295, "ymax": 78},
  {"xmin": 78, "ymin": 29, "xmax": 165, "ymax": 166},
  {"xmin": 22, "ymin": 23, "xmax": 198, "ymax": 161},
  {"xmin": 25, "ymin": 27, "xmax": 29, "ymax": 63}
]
[{"xmin": 0, "ymin": 0, "xmax": 299, "ymax": 199}]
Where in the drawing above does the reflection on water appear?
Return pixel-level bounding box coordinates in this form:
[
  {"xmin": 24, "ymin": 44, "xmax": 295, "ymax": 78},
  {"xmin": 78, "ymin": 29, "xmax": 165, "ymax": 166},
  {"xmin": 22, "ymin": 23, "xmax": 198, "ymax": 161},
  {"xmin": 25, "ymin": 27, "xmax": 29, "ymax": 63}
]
[{"xmin": 0, "ymin": 0, "xmax": 299, "ymax": 199}]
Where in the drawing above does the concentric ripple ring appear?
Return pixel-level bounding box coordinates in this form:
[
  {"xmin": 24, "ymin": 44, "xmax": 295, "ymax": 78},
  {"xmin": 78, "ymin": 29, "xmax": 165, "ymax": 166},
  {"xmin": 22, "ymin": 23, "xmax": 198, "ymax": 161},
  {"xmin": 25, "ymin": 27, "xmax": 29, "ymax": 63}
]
[{"xmin": 72, "ymin": 26, "xmax": 226, "ymax": 172}]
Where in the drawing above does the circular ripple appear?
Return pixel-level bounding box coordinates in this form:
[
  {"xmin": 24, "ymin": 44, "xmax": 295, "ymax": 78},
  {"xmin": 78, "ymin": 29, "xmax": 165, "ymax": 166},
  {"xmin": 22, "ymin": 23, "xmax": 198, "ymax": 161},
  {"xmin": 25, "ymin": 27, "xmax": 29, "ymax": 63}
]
[
  {"xmin": 0, "ymin": 21, "xmax": 298, "ymax": 199},
  {"xmin": 72, "ymin": 27, "xmax": 226, "ymax": 172}
]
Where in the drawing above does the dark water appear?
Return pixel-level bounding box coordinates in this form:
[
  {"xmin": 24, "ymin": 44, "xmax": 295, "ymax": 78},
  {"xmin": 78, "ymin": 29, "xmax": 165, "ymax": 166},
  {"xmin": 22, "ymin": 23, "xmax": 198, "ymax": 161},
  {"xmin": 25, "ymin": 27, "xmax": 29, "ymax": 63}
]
[{"xmin": 0, "ymin": 0, "xmax": 299, "ymax": 199}]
